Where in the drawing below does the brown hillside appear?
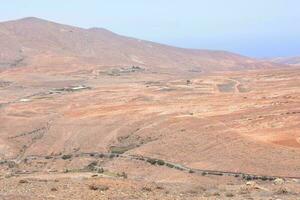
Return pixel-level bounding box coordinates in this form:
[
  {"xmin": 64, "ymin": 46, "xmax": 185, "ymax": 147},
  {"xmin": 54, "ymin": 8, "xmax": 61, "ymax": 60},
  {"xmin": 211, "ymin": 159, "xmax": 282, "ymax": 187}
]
[{"xmin": 0, "ymin": 17, "xmax": 280, "ymax": 71}]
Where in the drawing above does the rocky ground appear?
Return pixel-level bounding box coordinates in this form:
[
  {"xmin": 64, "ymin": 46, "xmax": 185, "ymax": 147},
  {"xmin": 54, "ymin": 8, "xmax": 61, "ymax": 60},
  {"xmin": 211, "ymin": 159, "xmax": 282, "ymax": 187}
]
[{"xmin": 0, "ymin": 64, "xmax": 299, "ymax": 199}]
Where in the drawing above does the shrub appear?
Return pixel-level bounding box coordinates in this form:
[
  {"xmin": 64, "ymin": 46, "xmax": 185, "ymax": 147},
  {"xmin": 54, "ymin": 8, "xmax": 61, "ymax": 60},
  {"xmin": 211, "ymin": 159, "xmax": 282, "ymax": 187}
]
[
  {"xmin": 62, "ymin": 154, "xmax": 72, "ymax": 160},
  {"xmin": 274, "ymin": 187, "xmax": 289, "ymax": 195},
  {"xmin": 118, "ymin": 172, "xmax": 127, "ymax": 179},
  {"xmin": 8, "ymin": 161, "xmax": 16, "ymax": 168},
  {"xmin": 156, "ymin": 159, "xmax": 165, "ymax": 166},
  {"xmin": 89, "ymin": 153, "xmax": 95, "ymax": 157},
  {"xmin": 45, "ymin": 155, "xmax": 53, "ymax": 159},
  {"xmin": 109, "ymin": 154, "xmax": 115, "ymax": 158},
  {"xmin": 147, "ymin": 158, "xmax": 157, "ymax": 165},
  {"xmin": 96, "ymin": 167, "xmax": 104, "ymax": 174},
  {"xmin": 19, "ymin": 179, "xmax": 28, "ymax": 184},
  {"xmin": 166, "ymin": 163, "xmax": 175, "ymax": 168},
  {"xmin": 225, "ymin": 192, "xmax": 234, "ymax": 197},
  {"xmin": 244, "ymin": 175, "xmax": 253, "ymax": 181},
  {"xmin": 110, "ymin": 146, "xmax": 133, "ymax": 154},
  {"xmin": 99, "ymin": 153, "xmax": 104, "ymax": 158},
  {"xmin": 86, "ymin": 161, "xmax": 98, "ymax": 171},
  {"xmin": 89, "ymin": 184, "xmax": 109, "ymax": 191}
]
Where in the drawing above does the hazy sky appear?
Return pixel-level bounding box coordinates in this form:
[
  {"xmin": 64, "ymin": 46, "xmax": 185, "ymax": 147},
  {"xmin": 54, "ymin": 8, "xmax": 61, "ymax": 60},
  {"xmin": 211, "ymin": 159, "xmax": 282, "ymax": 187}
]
[{"xmin": 1, "ymin": 0, "xmax": 300, "ymax": 58}]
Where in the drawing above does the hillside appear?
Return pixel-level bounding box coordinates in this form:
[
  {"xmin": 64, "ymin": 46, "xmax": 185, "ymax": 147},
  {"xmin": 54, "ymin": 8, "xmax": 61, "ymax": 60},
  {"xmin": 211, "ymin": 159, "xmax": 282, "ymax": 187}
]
[{"xmin": 0, "ymin": 17, "xmax": 279, "ymax": 71}]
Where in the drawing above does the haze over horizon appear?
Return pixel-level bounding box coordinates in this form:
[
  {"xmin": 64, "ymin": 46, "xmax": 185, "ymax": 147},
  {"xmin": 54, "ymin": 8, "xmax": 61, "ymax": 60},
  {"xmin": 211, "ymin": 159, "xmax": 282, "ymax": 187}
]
[{"xmin": 1, "ymin": 0, "xmax": 300, "ymax": 58}]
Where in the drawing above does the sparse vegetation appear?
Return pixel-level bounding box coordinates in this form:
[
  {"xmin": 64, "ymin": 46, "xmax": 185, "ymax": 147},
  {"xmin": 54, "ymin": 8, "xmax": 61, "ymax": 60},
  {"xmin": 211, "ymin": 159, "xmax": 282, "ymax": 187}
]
[
  {"xmin": 225, "ymin": 192, "xmax": 234, "ymax": 197},
  {"xmin": 217, "ymin": 80, "xmax": 236, "ymax": 92},
  {"xmin": 156, "ymin": 159, "xmax": 165, "ymax": 165},
  {"xmin": 110, "ymin": 146, "xmax": 133, "ymax": 154},
  {"xmin": 45, "ymin": 155, "xmax": 53, "ymax": 159},
  {"xmin": 105, "ymin": 66, "xmax": 145, "ymax": 76},
  {"xmin": 61, "ymin": 154, "xmax": 72, "ymax": 160},
  {"xmin": 166, "ymin": 163, "xmax": 175, "ymax": 168},
  {"xmin": 89, "ymin": 184, "xmax": 109, "ymax": 191},
  {"xmin": 274, "ymin": 187, "xmax": 289, "ymax": 195},
  {"xmin": 118, "ymin": 172, "xmax": 128, "ymax": 179},
  {"xmin": 147, "ymin": 158, "xmax": 157, "ymax": 165},
  {"xmin": 18, "ymin": 179, "xmax": 28, "ymax": 184},
  {"xmin": 202, "ymin": 172, "xmax": 207, "ymax": 176}
]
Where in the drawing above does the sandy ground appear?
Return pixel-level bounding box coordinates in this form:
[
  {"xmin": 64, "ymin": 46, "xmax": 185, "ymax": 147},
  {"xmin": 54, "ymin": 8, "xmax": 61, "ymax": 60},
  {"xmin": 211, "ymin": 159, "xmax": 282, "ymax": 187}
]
[{"xmin": 0, "ymin": 65, "xmax": 300, "ymax": 199}]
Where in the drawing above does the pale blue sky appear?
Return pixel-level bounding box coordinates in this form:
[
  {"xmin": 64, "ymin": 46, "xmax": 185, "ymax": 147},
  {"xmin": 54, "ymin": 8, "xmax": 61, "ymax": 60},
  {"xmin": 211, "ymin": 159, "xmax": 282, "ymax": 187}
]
[{"xmin": 1, "ymin": 0, "xmax": 300, "ymax": 58}]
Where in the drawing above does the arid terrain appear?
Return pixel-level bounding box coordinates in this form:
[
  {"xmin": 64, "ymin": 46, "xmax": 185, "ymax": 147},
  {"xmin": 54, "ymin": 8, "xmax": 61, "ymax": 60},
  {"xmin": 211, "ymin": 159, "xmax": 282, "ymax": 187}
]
[
  {"xmin": 268, "ymin": 56, "xmax": 300, "ymax": 66},
  {"xmin": 0, "ymin": 18, "xmax": 300, "ymax": 200}
]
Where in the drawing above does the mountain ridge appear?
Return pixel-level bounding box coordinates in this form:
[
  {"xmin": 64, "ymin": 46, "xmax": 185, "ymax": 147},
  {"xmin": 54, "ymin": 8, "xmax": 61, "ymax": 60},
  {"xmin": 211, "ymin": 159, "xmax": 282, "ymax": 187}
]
[{"xmin": 0, "ymin": 17, "xmax": 282, "ymax": 71}]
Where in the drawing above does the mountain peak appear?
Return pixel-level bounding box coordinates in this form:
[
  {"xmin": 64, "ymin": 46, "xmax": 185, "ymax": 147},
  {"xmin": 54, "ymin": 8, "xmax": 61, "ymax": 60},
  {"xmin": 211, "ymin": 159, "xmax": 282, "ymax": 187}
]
[{"xmin": 18, "ymin": 17, "xmax": 50, "ymax": 23}]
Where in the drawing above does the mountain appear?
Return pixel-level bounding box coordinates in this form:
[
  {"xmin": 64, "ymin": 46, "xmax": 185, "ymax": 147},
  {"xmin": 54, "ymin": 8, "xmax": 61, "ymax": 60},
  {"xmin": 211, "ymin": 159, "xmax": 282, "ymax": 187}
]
[{"xmin": 0, "ymin": 17, "xmax": 280, "ymax": 71}]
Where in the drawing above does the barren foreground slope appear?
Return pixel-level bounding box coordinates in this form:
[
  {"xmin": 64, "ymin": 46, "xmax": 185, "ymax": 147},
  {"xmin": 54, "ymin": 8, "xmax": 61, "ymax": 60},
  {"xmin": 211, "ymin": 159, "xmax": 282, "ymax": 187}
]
[
  {"xmin": 0, "ymin": 18, "xmax": 299, "ymax": 199},
  {"xmin": 0, "ymin": 64, "xmax": 299, "ymax": 199}
]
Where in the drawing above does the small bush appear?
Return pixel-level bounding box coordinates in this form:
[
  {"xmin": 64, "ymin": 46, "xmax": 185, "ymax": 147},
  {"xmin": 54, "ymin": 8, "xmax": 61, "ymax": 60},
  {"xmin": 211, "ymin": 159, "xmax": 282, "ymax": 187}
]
[
  {"xmin": 118, "ymin": 172, "xmax": 127, "ymax": 179},
  {"xmin": 99, "ymin": 153, "xmax": 104, "ymax": 158},
  {"xmin": 142, "ymin": 186, "xmax": 152, "ymax": 192},
  {"xmin": 147, "ymin": 158, "xmax": 157, "ymax": 165},
  {"xmin": 86, "ymin": 161, "xmax": 98, "ymax": 171},
  {"xmin": 274, "ymin": 187, "xmax": 289, "ymax": 195},
  {"xmin": 244, "ymin": 175, "xmax": 253, "ymax": 181},
  {"xmin": 62, "ymin": 154, "xmax": 72, "ymax": 160},
  {"xmin": 156, "ymin": 159, "xmax": 165, "ymax": 166},
  {"xmin": 110, "ymin": 146, "xmax": 133, "ymax": 154},
  {"xmin": 89, "ymin": 184, "xmax": 109, "ymax": 191},
  {"xmin": 261, "ymin": 176, "xmax": 268, "ymax": 181},
  {"xmin": 89, "ymin": 153, "xmax": 95, "ymax": 157},
  {"xmin": 19, "ymin": 179, "xmax": 28, "ymax": 184},
  {"xmin": 109, "ymin": 154, "xmax": 115, "ymax": 158},
  {"xmin": 166, "ymin": 163, "xmax": 174, "ymax": 168},
  {"xmin": 8, "ymin": 161, "xmax": 16, "ymax": 168},
  {"xmin": 225, "ymin": 192, "xmax": 234, "ymax": 197},
  {"xmin": 96, "ymin": 167, "xmax": 104, "ymax": 174}
]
